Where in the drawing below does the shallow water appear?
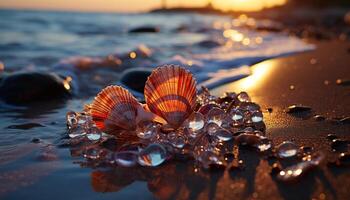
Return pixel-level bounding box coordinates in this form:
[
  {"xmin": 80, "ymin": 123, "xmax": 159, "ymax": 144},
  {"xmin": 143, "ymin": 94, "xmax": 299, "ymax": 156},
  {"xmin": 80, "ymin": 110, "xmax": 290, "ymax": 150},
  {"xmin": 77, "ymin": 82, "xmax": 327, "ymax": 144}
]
[{"xmin": 0, "ymin": 9, "xmax": 314, "ymax": 200}]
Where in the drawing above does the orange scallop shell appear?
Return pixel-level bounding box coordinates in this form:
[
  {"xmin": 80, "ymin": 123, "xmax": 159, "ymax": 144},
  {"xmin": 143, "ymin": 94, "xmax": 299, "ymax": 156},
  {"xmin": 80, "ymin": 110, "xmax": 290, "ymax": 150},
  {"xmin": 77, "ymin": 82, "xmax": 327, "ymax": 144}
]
[
  {"xmin": 91, "ymin": 86, "xmax": 140, "ymax": 134},
  {"xmin": 144, "ymin": 65, "xmax": 197, "ymax": 128}
]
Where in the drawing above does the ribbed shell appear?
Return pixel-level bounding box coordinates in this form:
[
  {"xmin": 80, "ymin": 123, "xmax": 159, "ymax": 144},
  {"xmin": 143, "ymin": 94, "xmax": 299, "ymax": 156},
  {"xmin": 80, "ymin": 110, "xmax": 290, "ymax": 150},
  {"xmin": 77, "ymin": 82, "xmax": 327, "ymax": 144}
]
[
  {"xmin": 144, "ymin": 65, "xmax": 197, "ymax": 128},
  {"xmin": 91, "ymin": 86, "xmax": 140, "ymax": 134}
]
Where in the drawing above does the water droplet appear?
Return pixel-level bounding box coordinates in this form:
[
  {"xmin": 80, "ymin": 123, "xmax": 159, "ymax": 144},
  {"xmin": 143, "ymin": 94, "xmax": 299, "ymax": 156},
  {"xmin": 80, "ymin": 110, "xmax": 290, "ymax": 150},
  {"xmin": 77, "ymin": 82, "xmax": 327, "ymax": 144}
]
[
  {"xmin": 256, "ymin": 137, "xmax": 272, "ymax": 152},
  {"xmin": 238, "ymin": 102, "xmax": 260, "ymax": 112},
  {"xmin": 66, "ymin": 111, "xmax": 78, "ymax": 129},
  {"xmin": 136, "ymin": 122, "xmax": 158, "ymax": 140},
  {"xmin": 198, "ymin": 103, "xmax": 219, "ymax": 115},
  {"xmin": 277, "ymin": 141, "xmax": 298, "ymax": 158},
  {"xmin": 138, "ymin": 144, "xmax": 167, "ymax": 167},
  {"xmin": 68, "ymin": 126, "xmax": 87, "ymax": 138},
  {"xmin": 207, "ymin": 107, "xmax": 226, "ymax": 126},
  {"xmin": 237, "ymin": 92, "xmax": 251, "ymax": 102},
  {"xmin": 215, "ymin": 129, "xmax": 233, "ymax": 141},
  {"xmin": 251, "ymin": 111, "xmax": 263, "ymax": 123},
  {"xmin": 86, "ymin": 126, "xmax": 101, "ymax": 141},
  {"xmin": 229, "ymin": 108, "xmax": 244, "ymax": 125},
  {"xmin": 83, "ymin": 148, "xmax": 105, "ymax": 160},
  {"xmin": 184, "ymin": 112, "xmax": 205, "ymax": 132},
  {"xmin": 206, "ymin": 122, "xmax": 220, "ymax": 136},
  {"xmin": 114, "ymin": 151, "xmax": 138, "ymax": 167},
  {"xmin": 167, "ymin": 132, "xmax": 186, "ymax": 149},
  {"xmin": 331, "ymin": 139, "xmax": 349, "ymax": 152}
]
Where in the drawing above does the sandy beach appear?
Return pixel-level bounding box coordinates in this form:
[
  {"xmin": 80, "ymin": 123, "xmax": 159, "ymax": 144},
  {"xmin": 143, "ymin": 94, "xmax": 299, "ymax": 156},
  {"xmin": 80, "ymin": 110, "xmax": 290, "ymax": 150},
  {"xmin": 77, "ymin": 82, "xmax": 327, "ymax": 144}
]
[
  {"xmin": 211, "ymin": 39, "xmax": 350, "ymax": 199},
  {"xmin": 0, "ymin": 6, "xmax": 350, "ymax": 200}
]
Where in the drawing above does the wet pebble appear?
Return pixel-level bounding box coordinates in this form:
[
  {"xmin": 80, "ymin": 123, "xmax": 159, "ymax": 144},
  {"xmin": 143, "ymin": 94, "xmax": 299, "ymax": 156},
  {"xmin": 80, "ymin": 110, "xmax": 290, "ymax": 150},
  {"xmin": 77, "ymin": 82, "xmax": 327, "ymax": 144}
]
[
  {"xmin": 129, "ymin": 26, "xmax": 159, "ymax": 33},
  {"xmin": 209, "ymin": 162, "xmax": 227, "ymax": 172},
  {"xmin": 300, "ymin": 146, "xmax": 314, "ymax": 155},
  {"xmin": 331, "ymin": 139, "xmax": 349, "ymax": 152},
  {"xmin": 31, "ymin": 138, "xmax": 41, "ymax": 143},
  {"xmin": 286, "ymin": 105, "xmax": 312, "ymax": 113},
  {"xmin": 339, "ymin": 117, "xmax": 350, "ymax": 124},
  {"xmin": 196, "ymin": 40, "xmax": 221, "ymax": 48},
  {"xmin": 338, "ymin": 152, "xmax": 350, "ymax": 166},
  {"xmin": 314, "ymin": 115, "xmax": 326, "ymax": 121},
  {"xmin": 119, "ymin": 68, "xmax": 152, "ymax": 97},
  {"xmin": 326, "ymin": 134, "xmax": 338, "ymax": 141},
  {"xmin": 336, "ymin": 78, "xmax": 350, "ymax": 86},
  {"xmin": 0, "ymin": 72, "xmax": 73, "ymax": 105},
  {"xmin": 270, "ymin": 162, "xmax": 282, "ymax": 175},
  {"xmin": 7, "ymin": 123, "xmax": 45, "ymax": 130}
]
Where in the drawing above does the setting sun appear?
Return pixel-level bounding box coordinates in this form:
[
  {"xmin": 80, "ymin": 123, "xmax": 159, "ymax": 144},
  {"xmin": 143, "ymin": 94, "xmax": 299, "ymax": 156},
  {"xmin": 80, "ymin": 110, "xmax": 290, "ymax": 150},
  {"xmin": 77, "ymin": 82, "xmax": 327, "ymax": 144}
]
[{"xmin": 0, "ymin": 0, "xmax": 287, "ymax": 12}]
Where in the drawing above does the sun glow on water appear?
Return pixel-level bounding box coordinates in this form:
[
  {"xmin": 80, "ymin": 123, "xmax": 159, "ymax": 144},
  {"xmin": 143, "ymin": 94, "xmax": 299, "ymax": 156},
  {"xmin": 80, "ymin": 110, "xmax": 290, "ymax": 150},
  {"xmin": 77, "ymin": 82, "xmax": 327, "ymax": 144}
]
[{"xmin": 0, "ymin": 0, "xmax": 287, "ymax": 12}]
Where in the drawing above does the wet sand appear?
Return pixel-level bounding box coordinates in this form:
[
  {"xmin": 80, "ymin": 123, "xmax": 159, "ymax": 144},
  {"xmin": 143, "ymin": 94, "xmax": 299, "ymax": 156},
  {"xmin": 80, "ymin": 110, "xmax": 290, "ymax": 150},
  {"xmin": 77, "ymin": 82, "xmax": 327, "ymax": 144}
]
[{"xmin": 211, "ymin": 40, "xmax": 350, "ymax": 200}]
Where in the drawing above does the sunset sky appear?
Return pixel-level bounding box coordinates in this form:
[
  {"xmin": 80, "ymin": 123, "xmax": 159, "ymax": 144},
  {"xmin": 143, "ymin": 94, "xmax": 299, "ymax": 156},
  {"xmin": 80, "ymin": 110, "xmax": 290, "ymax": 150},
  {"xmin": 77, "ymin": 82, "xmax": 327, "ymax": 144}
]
[{"xmin": 0, "ymin": 0, "xmax": 287, "ymax": 12}]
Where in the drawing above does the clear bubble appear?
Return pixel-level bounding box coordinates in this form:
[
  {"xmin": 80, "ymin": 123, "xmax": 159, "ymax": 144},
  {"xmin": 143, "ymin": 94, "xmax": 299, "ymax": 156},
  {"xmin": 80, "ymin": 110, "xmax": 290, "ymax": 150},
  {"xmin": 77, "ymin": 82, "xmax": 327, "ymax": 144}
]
[
  {"xmin": 251, "ymin": 111, "xmax": 263, "ymax": 123},
  {"xmin": 237, "ymin": 92, "xmax": 251, "ymax": 102},
  {"xmin": 277, "ymin": 141, "xmax": 298, "ymax": 158},
  {"xmin": 230, "ymin": 108, "xmax": 244, "ymax": 123},
  {"xmin": 138, "ymin": 143, "xmax": 167, "ymax": 167},
  {"xmin": 167, "ymin": 132, "xmax": 186, "ymax": 149},
  {"xmin": 83, "ymin": 148, "xmax": 104, "ymax": 160},
  {"xmin": 184, "ymin": 112, "xmax": 205, "ymax": 132},
  {"xmin": 215, "ymin": 129, "xmax": 233, "ymax": 141},
  {"xmin": 68, "ymin": 126, "xmax": 87, "ymax": 138},
  {"xmin": 256, "ymin": 137, "xmax": 272, "ymax": 152},
  {"xmin": 66, "ymin": 111, "xmax": 78, "ymax": 129},
  {"xmin": 114, "ymin": 151, "xmax": 138, "ymax": 167},
  {"xmin": 136, "ymin": 122, "xmax": 158, "ymax": 140},
  {"xmin": 86, "ymin": 126, "xmax": 101, "ymax": 141},
  {"xmin": 207, "ymin": 107, "xmax": 226, "ymax": 126},
  {"xmin": 206, "ymin": 122, "xmax": 220, "ymax": 136}
]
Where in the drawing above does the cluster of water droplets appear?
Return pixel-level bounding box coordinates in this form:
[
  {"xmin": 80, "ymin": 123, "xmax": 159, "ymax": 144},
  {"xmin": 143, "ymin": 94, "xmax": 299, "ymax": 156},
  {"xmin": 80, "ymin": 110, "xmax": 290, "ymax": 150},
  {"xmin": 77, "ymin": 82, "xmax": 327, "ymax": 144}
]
[{"xmin": 65, "ymin": 89, "xmax": 331, "ymax": 182}]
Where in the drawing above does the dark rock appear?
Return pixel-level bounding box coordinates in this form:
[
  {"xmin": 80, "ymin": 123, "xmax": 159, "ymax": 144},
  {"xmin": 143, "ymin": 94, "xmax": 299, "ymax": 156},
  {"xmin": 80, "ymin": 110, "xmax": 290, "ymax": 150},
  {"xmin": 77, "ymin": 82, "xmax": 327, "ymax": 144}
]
[
  {"xmin": 129, "ymin": 26, "xmax": 159, "ymax": 33},
  {"xmin": 0, "ymin": 72, "xmax": 73, "ymax": 105},
  {"xmin": 336, "ymin": 78, "xmax": 350, "ymax": 86},
  {"xmin": 119, "ymin": 68, "xmax": 152, "ymax": 98},
  {"xmin": 31, "ymin": 138, "xmax": 41, "ymax": 143},
  {"xmin": 326, "ymin": 133, "xmax": 338, "ymax": 141},
  {"xmin": 339, "ymin": 117, "xmax": 350, "ymax": 124},
  {"xmin": 7, "ymin": 123, "xmax": 45, "ymax": 130},
  {"xmin": 331, "ymin": 139, "xmax": 349, "ymax": 152},
  {"xmin": 286, "ymin": 105, "xmax": 312, "ymax": 113},
  {"xmin": 314, "ymin": 114, "xmax": 326, "ymax": 121},
  {"xmin": 196, "ymin": 40, "xmax": 221, "ymax": 48}
]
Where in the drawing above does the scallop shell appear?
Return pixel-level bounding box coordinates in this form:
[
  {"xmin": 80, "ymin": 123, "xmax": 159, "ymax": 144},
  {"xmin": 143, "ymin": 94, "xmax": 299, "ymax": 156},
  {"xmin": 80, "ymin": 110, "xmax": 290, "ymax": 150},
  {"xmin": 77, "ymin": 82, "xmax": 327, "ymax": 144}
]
[
  {"xmin": 91, "ymin": 86, "xmax": 140, "ymax": 134},
  {"xmin": 144, "ymin": 65, "xmax": 197, "ymax": 128}
]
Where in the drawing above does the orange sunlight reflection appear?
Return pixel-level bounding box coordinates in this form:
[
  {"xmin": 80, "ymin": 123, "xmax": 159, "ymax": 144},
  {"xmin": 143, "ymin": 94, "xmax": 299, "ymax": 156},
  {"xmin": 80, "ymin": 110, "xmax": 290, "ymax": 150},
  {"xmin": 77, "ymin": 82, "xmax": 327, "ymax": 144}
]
[
  {"xmin": 212, "ymin": 60, "xmax": 278, "ymax": 96},
  {"xmin": 0, "ymin": 0, "xmax": 287, "ymax": 12}
]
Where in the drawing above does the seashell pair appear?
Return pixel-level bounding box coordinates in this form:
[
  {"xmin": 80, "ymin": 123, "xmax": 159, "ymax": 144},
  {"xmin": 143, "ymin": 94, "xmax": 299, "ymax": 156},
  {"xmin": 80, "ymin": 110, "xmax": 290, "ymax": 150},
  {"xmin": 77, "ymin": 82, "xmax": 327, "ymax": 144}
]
[{"xmin": 90, "ymin": 65, "xmax": 197, "ymax": 136}]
